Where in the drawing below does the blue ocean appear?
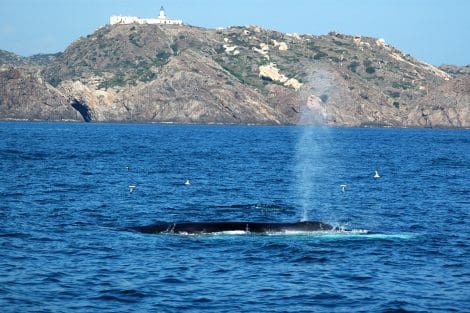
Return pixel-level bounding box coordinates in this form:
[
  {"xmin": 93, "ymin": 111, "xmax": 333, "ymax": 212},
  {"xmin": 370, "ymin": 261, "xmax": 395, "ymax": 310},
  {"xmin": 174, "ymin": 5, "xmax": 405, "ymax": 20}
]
[{"xmin": 0, "ymin": 122, "xmax": 468, "ymax": 312}]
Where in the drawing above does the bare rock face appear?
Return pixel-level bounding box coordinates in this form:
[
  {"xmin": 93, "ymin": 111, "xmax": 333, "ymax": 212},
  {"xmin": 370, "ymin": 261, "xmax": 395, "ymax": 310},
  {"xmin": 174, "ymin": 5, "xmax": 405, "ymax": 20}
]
[
  {"xmin": 0, "ymin": 65, "xmax": 79, "ymax": 121},
  {"xmin": 412, "ymin": 76, "xmax": 470, "ymax": 127},
  {"xmin": 0, "ymin": 25, "xmax": 468, "ymax": 128},
  {"xmin": 113, "ymin": 49, "xmax": 285, "ymax": 124},
  {"xmin": 58, "ymin": 80, "xmax": 122, "ymax": 121}
]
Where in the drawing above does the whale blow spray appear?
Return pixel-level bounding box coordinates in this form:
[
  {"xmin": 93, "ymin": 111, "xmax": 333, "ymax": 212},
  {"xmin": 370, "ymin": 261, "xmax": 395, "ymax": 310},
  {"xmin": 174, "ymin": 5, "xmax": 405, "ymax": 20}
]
[{"xmin": 294, "ymin": 69, "xmax": 334, "ymax": 221}]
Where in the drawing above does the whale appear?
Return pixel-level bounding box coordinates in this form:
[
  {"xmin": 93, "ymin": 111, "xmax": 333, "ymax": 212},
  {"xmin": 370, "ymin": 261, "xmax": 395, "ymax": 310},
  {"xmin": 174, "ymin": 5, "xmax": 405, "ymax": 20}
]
[{"xmin": 128, "ymin": 221, "xmax": 335, "ymax": 235}]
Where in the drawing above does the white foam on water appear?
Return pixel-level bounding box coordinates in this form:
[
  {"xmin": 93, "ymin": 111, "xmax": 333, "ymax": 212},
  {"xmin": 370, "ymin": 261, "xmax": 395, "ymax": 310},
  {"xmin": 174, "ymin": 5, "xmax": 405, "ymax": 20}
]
[
  {"xmin": 353, "ymin": 233, "xmax": 415, "ymax": 240},
  {"xmin": 171, "ymin": 229, "xmax": 415, "ymax": 240},
  {"xmin": 265, "ymin": 229, "xmax": 368, "ymax": 236},
  {"xmin": 173, "ymin": 230, "xmax": 250, "ymax": 236},
  {"xmin": 215, "ymin": 230, "xmax": 249, "ymax": 235}
]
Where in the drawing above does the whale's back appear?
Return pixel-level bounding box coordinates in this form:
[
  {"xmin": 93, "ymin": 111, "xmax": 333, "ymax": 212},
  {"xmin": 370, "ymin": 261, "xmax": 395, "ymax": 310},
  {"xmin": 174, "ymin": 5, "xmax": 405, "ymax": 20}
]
[{"xmin": 129, "ymin": 221, "xmax": 334, "ymax": 234}]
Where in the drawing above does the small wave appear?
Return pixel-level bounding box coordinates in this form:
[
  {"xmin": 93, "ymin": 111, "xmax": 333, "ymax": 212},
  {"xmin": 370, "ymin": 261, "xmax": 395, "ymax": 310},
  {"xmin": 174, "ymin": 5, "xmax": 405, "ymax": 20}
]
[
  {"xmin": 160, "ymin": 277, "xmax": 185, "ymax": 284},
  {"xmin": 94, "ymin": 294, "xmax": 137, "ymax": 303},
  {"xmin": 192, "ymin": 297, "xmax": 212, "ymax": 303},
  {"xmin": 431, "ymin": 156, "xmax": 467, "ymax": 168},
  {"xmin": 0, "ymin": 232, "xmax": 30, "ymax": 238},
  {"xmin": 291, "ymin": 255, "xmax": 329, "ymax": 263},
  {"xmin": 94, "ymin": 289, "xmax": 146, "ymax": 303},
  {"xmin": 311, "ymin": 292, "xmax": 346, "ymax": 300}
]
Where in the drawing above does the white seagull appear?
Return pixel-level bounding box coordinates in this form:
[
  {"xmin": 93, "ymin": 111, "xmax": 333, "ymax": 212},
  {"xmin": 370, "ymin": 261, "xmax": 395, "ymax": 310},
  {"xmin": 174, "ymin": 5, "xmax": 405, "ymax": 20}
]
[{"xmin": 373, "ymin": 170, "xmax": 380, "ymax": 179}]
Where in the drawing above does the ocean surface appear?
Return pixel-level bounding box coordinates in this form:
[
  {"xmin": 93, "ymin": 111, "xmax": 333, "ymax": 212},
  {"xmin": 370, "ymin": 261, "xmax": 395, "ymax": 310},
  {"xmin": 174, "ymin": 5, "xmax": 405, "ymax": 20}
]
[{"xmin": 0, "ymin": 122, "xmax": 468, "ymax": 312}]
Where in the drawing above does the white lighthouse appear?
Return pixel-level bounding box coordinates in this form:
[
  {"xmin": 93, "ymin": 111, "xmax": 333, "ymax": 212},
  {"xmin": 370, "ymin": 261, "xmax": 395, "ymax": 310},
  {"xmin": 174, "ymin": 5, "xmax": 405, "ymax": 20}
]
[
  {"xmin": 159, "ymin": 6, "xmax": 166, "ymax": 19},
  {"xmin": 110, "ymin": 5, "xmax": 183, "ymax": 25}
]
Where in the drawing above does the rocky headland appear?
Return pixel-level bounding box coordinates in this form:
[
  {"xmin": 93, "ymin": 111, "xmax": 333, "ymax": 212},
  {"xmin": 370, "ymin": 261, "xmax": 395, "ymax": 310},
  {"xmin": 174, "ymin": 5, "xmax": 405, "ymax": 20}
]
[{"xmin": 0, "ymin": 24, "xmax": 469, "ymax": 127}]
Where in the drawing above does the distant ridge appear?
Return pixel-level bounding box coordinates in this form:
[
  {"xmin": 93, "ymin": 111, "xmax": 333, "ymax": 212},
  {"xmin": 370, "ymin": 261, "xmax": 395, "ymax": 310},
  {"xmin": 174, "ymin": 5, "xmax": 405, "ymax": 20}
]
[{"xmin": 0, "ymin": 24, "xmax": 468, "ymax": 127}]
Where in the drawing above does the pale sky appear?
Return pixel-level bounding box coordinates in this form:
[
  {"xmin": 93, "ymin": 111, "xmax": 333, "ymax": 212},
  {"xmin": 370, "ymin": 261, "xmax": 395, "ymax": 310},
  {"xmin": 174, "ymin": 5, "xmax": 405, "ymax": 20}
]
[{"xmin": 0, "ymin": 0, "xmax": 469, "ymax": 65}]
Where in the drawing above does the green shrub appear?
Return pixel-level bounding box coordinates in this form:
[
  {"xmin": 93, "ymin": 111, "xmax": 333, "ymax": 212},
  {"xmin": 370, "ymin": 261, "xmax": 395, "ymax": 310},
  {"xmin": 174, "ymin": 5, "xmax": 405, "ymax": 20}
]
[
  {"xmin": 306, "ymin": 41, "xmax": 319, "ymax": 51},
  {"xmin": 128, "ymin": 33, "xmax": 142, "ymax": 48},
  {"xmin": 154, "ymin": 51, "xmax": 171, "ymax": 67},
  {"xmin": 98, "ymin": 75, "xmax": 126, "ymax": 89},
  {"xmin": 313, "ymin": 51, "xmax": 328, "ymax": 60},
  {"xmin": 215, "ymin": 45, "xmax": 225, "ymax": 54},
  {"xmin": 389, "ymin": 91, "xmax": 400, "ymax": 98},
  {"xmin": 98, "ymin": 40, "xmax": 107, "ymax": 49},
  {"xmin": 392, "ymin": 81, "xmax": 413, "ymax": 89},
  {"xmin": 329, "ymin": 56, "xmax": 341, "ymax": 63},
  {"xmin": 332, "ymin": 39, "xmax": 352, "ymax": 47},
  {"xmin": 227, "ymin": 33, "xmax": 244, "ymax": 46},
  {"xmin": 348, "ymin": 61, "xmax": 359, "ymax": 72},
  {"xmin": 170, "ymin": 43, "xmax": 178, "ymax": 55},
  {"xmin": 222, "ymin": 65, "xmax": 245, "ymax": 83},
  {"xmin": 365, "ymin": 66, "xmax": 376, "ymax": 74},
  {"xmin": 320, "ymin": 94, "xmax": 329, "ymax": 102},
  {"xmin": 48, "ymin": 77, "xmax": 61, "ymax": 87},
  {"xmin": 139, "ymin": 71, "xmax": 156, "ymax": 82}
]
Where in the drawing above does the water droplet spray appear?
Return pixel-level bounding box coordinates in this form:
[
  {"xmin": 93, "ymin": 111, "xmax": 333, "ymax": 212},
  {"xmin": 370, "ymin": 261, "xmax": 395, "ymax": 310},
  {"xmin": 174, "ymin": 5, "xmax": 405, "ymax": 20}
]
[{"xmin": 294, "ymin": 68, "xmax": 334, "ymax": 221}]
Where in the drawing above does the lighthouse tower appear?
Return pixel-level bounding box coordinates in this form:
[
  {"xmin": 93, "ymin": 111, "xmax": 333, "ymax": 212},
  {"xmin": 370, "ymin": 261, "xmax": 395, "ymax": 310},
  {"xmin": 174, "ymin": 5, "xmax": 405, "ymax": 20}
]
[{"xmin": 159, "ymin": 6, "xmax": 166, "ymax": 19}]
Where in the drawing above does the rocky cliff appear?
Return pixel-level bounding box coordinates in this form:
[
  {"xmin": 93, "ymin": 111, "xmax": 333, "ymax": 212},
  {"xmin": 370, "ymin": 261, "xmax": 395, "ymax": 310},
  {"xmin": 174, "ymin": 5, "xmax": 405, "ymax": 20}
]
[{"xmin": 0, "ymin": 24, "xmax": 468, "ymax": 127}]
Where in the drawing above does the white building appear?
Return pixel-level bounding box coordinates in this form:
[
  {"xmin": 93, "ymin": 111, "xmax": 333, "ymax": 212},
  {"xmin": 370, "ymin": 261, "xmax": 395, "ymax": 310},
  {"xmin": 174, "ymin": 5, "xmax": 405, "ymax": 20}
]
[{"xmin": 110, "ymin": 6, "xmax": 183, "ymax": 25}]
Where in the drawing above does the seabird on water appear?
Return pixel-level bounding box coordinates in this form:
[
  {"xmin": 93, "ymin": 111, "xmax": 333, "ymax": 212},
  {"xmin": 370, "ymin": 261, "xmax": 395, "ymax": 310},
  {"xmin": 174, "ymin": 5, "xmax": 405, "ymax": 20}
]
[{"xmin": 374, "ymin": 170, "xmax": 380, "ymax": 179}]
